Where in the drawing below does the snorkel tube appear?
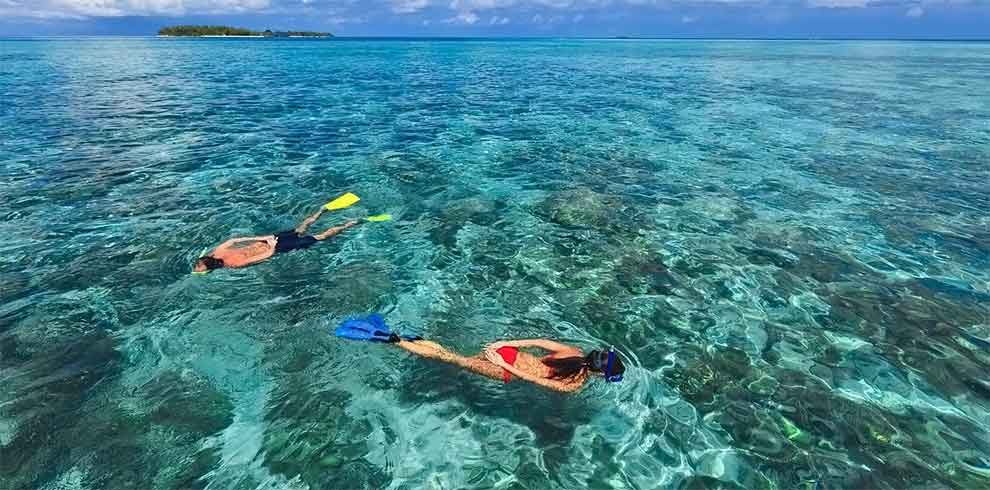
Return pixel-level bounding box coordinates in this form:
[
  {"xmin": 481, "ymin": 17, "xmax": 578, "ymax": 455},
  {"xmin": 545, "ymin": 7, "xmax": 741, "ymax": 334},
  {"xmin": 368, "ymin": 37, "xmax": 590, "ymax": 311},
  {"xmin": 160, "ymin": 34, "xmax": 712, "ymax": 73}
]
[{"xmin": 603, "ymin": 346, "xmax": 623, "ymax": 383}]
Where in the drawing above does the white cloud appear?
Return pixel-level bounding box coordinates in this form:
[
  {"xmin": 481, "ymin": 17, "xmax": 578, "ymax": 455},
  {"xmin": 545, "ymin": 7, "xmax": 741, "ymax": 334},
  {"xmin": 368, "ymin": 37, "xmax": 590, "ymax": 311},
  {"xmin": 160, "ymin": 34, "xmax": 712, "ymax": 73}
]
[
  {"xmin": 807, "ymin": 0, "xmax": 869, "ymax": 7},
  {"xmin": 444, "ymin": 9, "xmax": 479, "ymax": 22},
  {"xmin": 198, "ymin": 0, "xmax": 271, "ymax": 12},
  {"xmin": 51, "ymin": 0, "xmax": 125, "ymax": 16},
  {"xmin": 325, "ymin": 13, "xmax": 368, "ymax": 23},
  {"xmin": 446, "ymin": 0, "xmax": 616, "ymax": 11},
  {"xmin": 0, "ymin": 0, "xmax": 981, "ymax": 23},
  {"xmin": 533, "ymin": 0, "xmax": 573, "ymax": 8},
  {"xmin": 488, "ymin": 14, "xmax": 509, "ymax": 23},
  {"xmin": 392, "ymin": 0, "xmax": 429, "ymax": 13},
  {"xmin": 1, "ymin": 0, "xmax": 271, "ymax": 18},
  {"xmin": 449, "ymin": 0, "xmax": 517, "ymax": 11}
]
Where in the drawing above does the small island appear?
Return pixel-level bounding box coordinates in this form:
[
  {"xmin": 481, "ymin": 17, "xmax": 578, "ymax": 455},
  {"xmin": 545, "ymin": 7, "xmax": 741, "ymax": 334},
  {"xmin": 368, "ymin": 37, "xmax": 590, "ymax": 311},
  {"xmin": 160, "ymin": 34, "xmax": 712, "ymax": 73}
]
[{"xmin": 158, "ymin": 25, "xmax": 332, "ymax": 38}]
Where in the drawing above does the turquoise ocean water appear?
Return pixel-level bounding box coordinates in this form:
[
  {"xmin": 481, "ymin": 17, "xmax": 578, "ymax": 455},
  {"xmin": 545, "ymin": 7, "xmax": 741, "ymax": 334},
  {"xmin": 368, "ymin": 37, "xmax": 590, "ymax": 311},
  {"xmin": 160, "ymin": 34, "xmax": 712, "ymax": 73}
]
[{"xmin": 1, "ymin": 38, "xmax": 989, "ymax": 489}]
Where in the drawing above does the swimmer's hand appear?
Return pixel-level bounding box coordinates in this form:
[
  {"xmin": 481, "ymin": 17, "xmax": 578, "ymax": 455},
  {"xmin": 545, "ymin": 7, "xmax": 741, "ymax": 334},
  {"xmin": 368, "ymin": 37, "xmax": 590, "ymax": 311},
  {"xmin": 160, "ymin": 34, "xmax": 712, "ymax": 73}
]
[
  {"xmin": 485, "ymin": 345, "xmax": 508, "ymax": 367},
  {"xmin": 487, "ymin": 341, "xmax": 510, "ymax": 351}
]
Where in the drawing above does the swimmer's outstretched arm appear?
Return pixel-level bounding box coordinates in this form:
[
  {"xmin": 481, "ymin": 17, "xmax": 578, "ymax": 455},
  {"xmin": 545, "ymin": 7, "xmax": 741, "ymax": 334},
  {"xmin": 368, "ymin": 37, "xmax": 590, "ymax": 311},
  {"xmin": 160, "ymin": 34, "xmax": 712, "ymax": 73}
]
[
  {"xmin": 214, "ymin": 236, "xmax": 275, "ymax": 251},
  {"xmin": 232, "ymin": 235, "xmax": 275, "ymax": 243},
  {"xmin": 489, "ymin": 339, "xmax": 579, "ymax": 354},
  {"xmin": 483, "ymin": 348, "xmax": 582, "ymax": 393}
]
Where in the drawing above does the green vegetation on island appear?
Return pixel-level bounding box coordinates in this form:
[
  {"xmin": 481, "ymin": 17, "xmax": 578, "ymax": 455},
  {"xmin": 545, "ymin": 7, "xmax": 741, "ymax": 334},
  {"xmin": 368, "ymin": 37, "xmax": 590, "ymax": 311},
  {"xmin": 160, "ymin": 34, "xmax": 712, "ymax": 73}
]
[
  {"xmin": 158, "ymin": 25, "xmax": 332, "ymax": 37},
  {"xmin": 159, "ymin": 25, "xmax": 256, "ymax": 36}
]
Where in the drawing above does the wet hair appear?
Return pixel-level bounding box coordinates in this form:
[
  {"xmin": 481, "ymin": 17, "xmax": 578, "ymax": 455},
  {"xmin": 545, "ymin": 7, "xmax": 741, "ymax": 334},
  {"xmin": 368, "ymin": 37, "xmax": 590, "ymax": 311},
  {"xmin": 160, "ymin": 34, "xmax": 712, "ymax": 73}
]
[
  {"xmin": 197, "ymin": 256, "xmax": 225, "ymax": 271},
  {"xmin": 542, "ymin": 354, "xmax": 591, "ymax": 379},
  {"xmin": 542, "ymin": 349, "xmax": 626, "ymax": 380}
]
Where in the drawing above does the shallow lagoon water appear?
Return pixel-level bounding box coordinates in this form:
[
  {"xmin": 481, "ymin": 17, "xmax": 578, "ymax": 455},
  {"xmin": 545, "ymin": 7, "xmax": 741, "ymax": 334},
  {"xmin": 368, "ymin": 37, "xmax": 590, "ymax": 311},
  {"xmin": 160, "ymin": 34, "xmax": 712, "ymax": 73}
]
[{"xmin": 1, "ymin": 38, "xmax": 989, "ymax": 489}]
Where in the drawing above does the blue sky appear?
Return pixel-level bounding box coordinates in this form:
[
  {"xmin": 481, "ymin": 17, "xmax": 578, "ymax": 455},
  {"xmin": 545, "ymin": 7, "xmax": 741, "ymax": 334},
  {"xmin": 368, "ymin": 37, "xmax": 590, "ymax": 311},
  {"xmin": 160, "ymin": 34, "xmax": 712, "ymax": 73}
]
[{"xmin": 0, "ymin": 0, "xmax": 987, "ymax": 37}]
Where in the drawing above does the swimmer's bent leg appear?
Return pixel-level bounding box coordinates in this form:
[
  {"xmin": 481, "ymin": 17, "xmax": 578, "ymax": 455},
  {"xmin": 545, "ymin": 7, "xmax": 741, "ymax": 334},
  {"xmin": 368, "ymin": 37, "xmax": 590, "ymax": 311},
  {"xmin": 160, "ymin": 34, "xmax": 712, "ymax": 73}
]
[
  {"xmin": 396, "ymin": 340, "xmax": 503, "ymax": 381},
  {"xmin": 295, "ymin": 208, "xmax": 325, "ymax": 234},
  {"xmin": 314, "ymin": 221, "xmax": 358, "ymax": 241}
]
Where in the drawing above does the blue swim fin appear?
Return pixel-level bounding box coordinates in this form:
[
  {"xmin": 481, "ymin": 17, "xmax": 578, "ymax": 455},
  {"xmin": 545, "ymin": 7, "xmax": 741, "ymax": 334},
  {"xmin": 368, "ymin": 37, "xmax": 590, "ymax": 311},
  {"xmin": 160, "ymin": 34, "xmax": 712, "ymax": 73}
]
[
  {"xmin": 334, "ymin": 314, "xmax": 421, "ymax": 343},
  {"xmin": 366, "ymin": 313, "xmax": 388, "ymax": 330},
  {"xmin": 335, "ymin": 315, "xmax": 395, "ymax": 342}
]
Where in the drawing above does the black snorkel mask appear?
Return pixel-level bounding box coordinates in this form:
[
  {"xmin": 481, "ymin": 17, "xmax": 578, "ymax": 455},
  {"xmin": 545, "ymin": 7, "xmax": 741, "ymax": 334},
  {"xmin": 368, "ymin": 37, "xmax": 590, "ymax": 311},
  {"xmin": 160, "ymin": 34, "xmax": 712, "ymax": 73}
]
[{"xmin": 596, "ymin": 346, "xmax": 623, "ymax": 383}]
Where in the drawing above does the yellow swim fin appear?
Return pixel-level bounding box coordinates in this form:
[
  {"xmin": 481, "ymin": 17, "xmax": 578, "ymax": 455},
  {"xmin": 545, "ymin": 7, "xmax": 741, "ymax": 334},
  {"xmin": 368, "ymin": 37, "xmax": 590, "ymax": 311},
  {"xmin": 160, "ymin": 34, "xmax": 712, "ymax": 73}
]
[
  {"xmin": 365, "ymin": 213, "xmax": 392, "ymax": 222},
  {"xmin": 324, "ymin": 192, "xmax": 360, "ymax": 211}
]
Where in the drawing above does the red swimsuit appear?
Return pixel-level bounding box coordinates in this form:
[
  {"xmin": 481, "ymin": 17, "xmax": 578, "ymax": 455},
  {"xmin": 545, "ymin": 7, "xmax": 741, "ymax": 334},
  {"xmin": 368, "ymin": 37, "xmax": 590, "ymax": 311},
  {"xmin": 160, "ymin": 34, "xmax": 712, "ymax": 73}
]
[{"xmin": 496, "ymin": 346, "xmax": 519, "ymax": 383}]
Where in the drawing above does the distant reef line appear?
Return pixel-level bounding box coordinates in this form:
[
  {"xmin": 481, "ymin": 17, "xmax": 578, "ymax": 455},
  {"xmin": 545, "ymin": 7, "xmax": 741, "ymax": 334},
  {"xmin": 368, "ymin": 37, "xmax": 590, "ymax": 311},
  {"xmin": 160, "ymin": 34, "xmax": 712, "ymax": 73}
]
[{"xmin": 158, "ymin": 25, "xmax": 332, "ymax": 38}]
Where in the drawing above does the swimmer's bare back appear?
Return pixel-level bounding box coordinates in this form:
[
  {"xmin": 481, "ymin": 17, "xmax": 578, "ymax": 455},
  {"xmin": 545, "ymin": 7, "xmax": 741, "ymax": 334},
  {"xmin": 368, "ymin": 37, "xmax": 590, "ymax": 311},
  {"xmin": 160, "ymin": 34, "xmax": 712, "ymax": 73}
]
[
  {"xmin": 395, "ymin": 339, "xmax": 588, "ymax": 393},
  {"xmin": 207, "ymin": 236, "xmax": 277, "ymax": 268}
]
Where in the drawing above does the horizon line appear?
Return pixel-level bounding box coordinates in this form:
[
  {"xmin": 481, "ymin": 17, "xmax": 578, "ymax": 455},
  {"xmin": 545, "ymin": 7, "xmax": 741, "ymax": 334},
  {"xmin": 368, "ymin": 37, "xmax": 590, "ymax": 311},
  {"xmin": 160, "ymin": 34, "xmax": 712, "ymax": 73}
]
[{"xmin": 2, "ymin": 35, "xmax": 990, "ymax": 41}]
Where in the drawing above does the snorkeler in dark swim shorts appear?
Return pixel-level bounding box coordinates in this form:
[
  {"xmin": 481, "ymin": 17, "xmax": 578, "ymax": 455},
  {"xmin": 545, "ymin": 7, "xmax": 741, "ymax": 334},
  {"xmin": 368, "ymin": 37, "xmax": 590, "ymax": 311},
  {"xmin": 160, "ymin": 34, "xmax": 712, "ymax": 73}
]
[
  {"xmin": 273, "ymin": 229, "xmax": 320, "ymax": 254},
  {"xmin": 192, "ymin": 199, "xmax": 359, "ymax": 273}
]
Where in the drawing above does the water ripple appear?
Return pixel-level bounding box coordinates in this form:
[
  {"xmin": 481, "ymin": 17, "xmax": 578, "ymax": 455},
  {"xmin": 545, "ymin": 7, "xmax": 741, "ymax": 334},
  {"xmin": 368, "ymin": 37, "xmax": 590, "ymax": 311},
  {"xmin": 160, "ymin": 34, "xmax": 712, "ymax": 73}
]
[{"xmin": 1, "ymin": 38, "xmax": 989, "ymax": 490}]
